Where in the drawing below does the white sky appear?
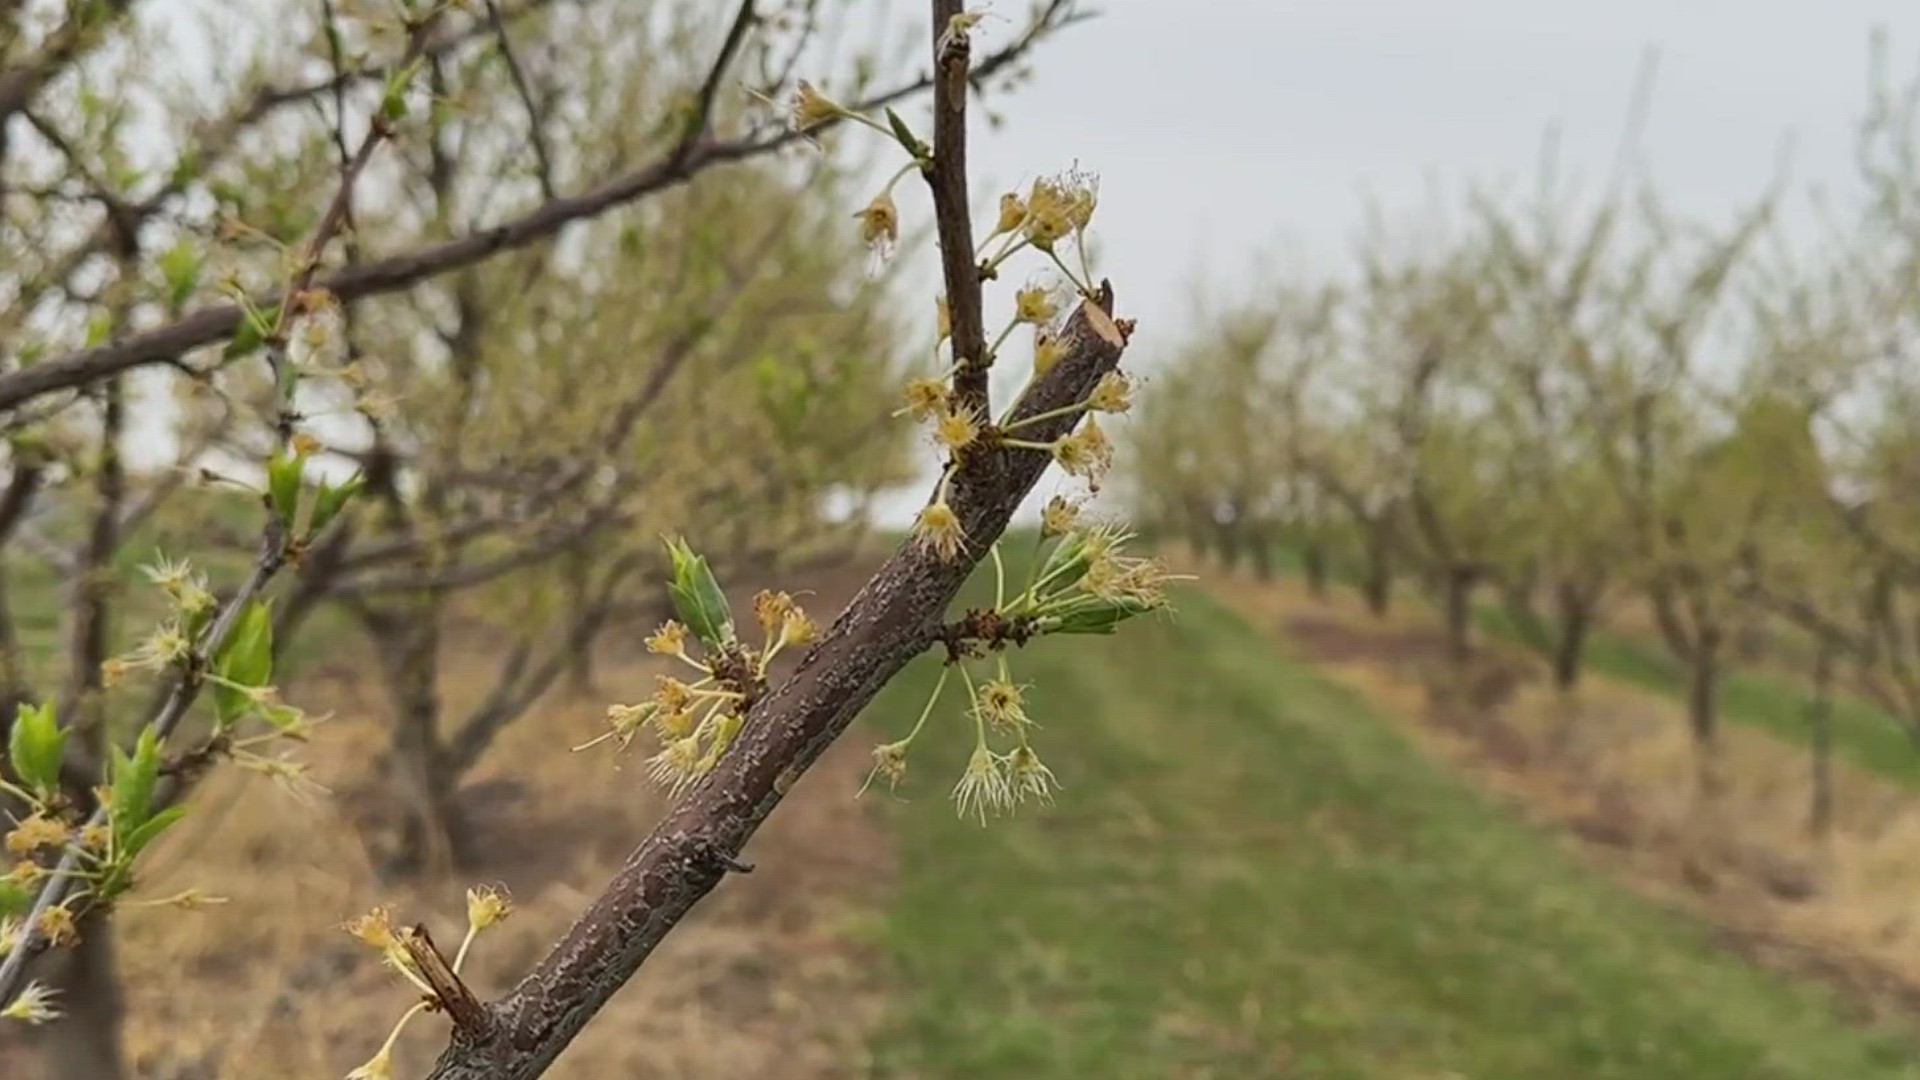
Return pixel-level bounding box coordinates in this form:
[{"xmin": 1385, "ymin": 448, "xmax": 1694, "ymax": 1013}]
[
  {"xmin": 866, "ymin": 0, "xmax": 1920, "ymax": 525},
  {"xmin": 954, "ymin": 0, "xmax": 1920, "ymax": 329}
]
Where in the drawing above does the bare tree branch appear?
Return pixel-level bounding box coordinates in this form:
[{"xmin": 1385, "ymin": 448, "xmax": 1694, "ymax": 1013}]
[
  {"xmin": 446, "ymin": 551, "xmax": 646, "ymax": 773},
  {"xmin": 925, "ymin": 0, "xmax": 988, "ymax": 416},
  {"xmin": 0, "ymin": 20, "xmax": 1061, "ymax": 414},
  {"xmin": 482, "ymin": 0, "xmax": 558, "ymax": 198},
  {"xmin": 0, "ymin": 2, "xmax": 136, "ymax": 126}
]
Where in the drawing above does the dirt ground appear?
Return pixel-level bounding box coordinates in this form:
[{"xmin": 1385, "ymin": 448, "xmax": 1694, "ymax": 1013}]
[
  {"xmin": 1204, "ymin": 565, "xmax": 1920, "ymax": 1036},
  {"xmin": 16, "ymin": 557, "xmax": 898, "ymax": 1080}
]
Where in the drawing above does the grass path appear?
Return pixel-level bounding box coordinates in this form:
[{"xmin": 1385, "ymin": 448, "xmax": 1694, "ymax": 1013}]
[
  {"xmin": 1474, "ymin": 606, "xmax": 1920, "ymax": 788},
  {"xmin": 1272, "ymin": 542, "xmax": 1920, "ymax": 790},
  {"xmin": 862, "ymin": 576, "xmax": 1920, "ymax": 1079}
]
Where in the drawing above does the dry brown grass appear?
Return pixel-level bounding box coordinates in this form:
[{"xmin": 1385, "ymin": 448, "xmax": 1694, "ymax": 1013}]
[
  {"xmin": 32, "ymin": 560, "xmax": 895, "ymax": 1080},
  {"xmin": 1196, "ymin": 556, "xmax": 1920, "ymax": 1028}
]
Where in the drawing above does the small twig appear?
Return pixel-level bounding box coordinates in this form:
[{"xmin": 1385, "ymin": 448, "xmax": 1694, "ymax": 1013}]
[
  {"xmin": 925, "ymin": 0, "xmax": 989, "ymax": 418},
  {"xmin": 483, "ymin": 0, "xmax": 558, "ymax": 199},
  {"xmin": 675, "ymin": 0, "xmax": 757, "ymax": 164},
  {"xmin": 402, "ymin": 924, "xmax": 494, "ymax": 1039},
  {"xmin": 0, "ymin": 15, "xmax": 439, "ymax": 1012},
  {"xmin": 0, "ymin": 532, "xmax": 285, "ymax": 1003}
]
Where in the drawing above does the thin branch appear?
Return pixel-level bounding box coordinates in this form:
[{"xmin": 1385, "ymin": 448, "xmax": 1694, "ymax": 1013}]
[
  {"xmin": 0, "ymin": 0, "xmax": 566, "ymax": 334},
  {"xmin": 673, "ymin": 0, "xmax": 757, "ymax": 165},
  {"xmin": 0, "ymin": 527, "xmax": 286, "ymax": 1001},
  {"xmin": 483, "ymin": 0, "xmax": 558, "ymax": 198},
  {"xmin": 0, "ymin": 2, "xmax": 137, "ymax": 126},
  {"xmin": 421, "ymin": 17, "xmax": 1120, "ymax": 1057},
  {"xmin": 926, "ymin": 0, "xmax": 988, "ymax": 416},
  {"xmin": 446, "ymin": 552, "xmax": 645, "ymax": 773},
  {"xmin": 0, "ymin": 22, "xmax": 1060, "ymax": 414},
  {"xmin": 0, "ymin": 27, "xmax": 429, "ymax": 1005}
]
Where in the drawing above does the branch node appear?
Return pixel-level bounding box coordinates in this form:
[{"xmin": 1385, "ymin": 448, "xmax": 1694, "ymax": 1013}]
[{"xmin": 403, "ymin": 924, "xmax": 495, "ymax": 1040}]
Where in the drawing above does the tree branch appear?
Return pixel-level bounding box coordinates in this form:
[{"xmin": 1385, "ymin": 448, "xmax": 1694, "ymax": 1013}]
[
  {"xmin": 422, "ymin": 282, "xmax": 1125, "ymax": 1080},
  {"xmin": 925, "ymin": 0, "xmax": 988, "ymax": 416},
  {"xmin": 481, "ymin": 0, "xmax": 560, "ymax": 199},
  {"xmin": 0, "ymin": 2, "xmax": 136, "ymax": 127},
  {"xmin": 446, "ymin": 552, "xmax": 646, "ymax": 774},
  {"xmin": 0, "ymin": 19, "xmax": 1057, "ymax": 414},
  {"xmin": 672, "ymin": 0, "xmax": 757, "ymax": 166}
]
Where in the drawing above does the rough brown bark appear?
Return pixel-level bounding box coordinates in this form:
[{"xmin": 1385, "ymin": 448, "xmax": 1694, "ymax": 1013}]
[
  {"xmin": 365, "ymin": 603, "xmax": 469, "ymax": 876},
  {"xmin": 1361, "ymin": 529, "xmax": 1392, "ymax": 618},
  {"xmin": 1550, "ymin": 582, "xmax": 1593, "ymax": 693},
  {"xmin": 1301, "ymin": 538, "xmax": 1329, "ymax": 598}
]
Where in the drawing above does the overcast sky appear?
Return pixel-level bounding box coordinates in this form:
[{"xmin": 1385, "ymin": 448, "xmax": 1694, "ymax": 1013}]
[
  {"xmin": 947, "ymin": 0, "xmax": 1920, "ymax": 334},
  {"xmin": 858, "ymin": 0, "xmax": 1920, "ymax": 523}
]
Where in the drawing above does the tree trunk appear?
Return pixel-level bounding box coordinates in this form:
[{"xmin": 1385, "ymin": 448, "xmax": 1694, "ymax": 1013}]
[
  {"xmin": 1246, "ymin": 523, "xmax": 1275, "ymax": 581},
  {"xmin": 373, "ymin": 606, "xmax": 469, "ymax": 877},
  {"xmin": 1361, "ymin": 530, "xmax": 1392, "ymax": 618},
  {"xmin": 1212, "ymin": 517, "xmax": 1242, "ymax": 572},
  {"xmin": 1687, "ymin": 634, "xmax": 1722, "ymax": 800},
  {"xmin": 1301, "ymin": 538, "xmax": 1329, "ymax": 598},
  {"xmin": 561, "ymin": 554, "xmax": 597, "ymax": 695},
  {"xmin": 1501, "ymin": 564, "xmax": 1540, "ymax": 644},
  {"xmin": 32, "ymin": 912, "xmax": 128, "ymax": 1080},
  {"xmin": 1550, "ymin": 583, "xmax": 1592, "ymax": 693},
  {"xmin": 1442, "ymin": 566, "xmax": 1475, "ymax": 666},
  {"xmin": 1808, "ymin": 642, "xmax": 1835, "ymax": 841},
  {"xmin": 1181, "ymin": 496, "xmax": 1212, "ymax": 560}
]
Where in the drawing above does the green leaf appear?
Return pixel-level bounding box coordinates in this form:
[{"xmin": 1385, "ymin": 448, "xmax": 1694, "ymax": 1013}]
[
  {"xmin": 158, "ymin": 240, "xmax": 202, "ymax": 311},
  {"xmin": 266, "ymin": 450, "xmax": 305, "ymax": 529},
  {"xmin": 0, "ymin": 877, "xmax": 31, "ymax": 917},
  {"xmin": 380, "ymin": 57, "xmax": 424, "ymax": 121},
  {"xmin": 120, "ymin": 804, "xmax": 187, "ymax": 861},
  {"xmin": 8, "ymin": 701, "xmax": 65, "ymax": 801},
  {"xmin": 1034, "ymin": 533, "xmax": 1093, "ymax": 596},
  {"xmin": 222, "ymin": 304, "xmax": 277, "ymax": 361},
  {"xmin": 664, "ymin": 536, "xmax": 734, "ymax": 647},
  {"xmin": 260, "ymin": 702, "xmax": 306, "ymax": 735},
  {"xmin": 185, "ymin": 599, "xmax": 217, "ymax": 644},
  {"xmin": 110, "ymin": 725, "xmax": 163, "ymax": 833},
  {"xmin": 884, "ymin": 107, "xmax": 929, "ymax": 161},
  {"xmin": 1039, "ymin": 594, "xmax": 1154, "ymax": 636},
  {"xmin": 213, "ymin": 600, "xmax": 274, "ymax": 728},
  {"xmin": 85, "ymin": 311, "xmax": 114, "ymax": 347},
  {"xmin": 307, "ymin": 472, "xmax": 364, "ymax": 536}
]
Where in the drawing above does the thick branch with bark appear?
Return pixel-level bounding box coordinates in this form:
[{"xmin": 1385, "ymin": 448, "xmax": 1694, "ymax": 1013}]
[
  {"xmin": 417, "ymin": 28, "xmax": 1125, "ymax": 1050},
  {"xmin": 423, "ymin": 283, "xmax": 1126, "ymax": 1080}
]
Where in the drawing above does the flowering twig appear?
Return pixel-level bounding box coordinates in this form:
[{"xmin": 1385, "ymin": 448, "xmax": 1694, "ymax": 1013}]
[{"xmin": 0, "ymin": 14, "xmax": 436, "ymax": 1010}]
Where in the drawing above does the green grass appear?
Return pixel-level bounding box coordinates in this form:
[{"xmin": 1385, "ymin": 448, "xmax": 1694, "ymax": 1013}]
[
  {"xmin": 864, "ymin": 577, "xmax": 1920, "ymax": 1079},
  {"xmin": 1253, "ymin": 535, "xmax": 1920, "ymax": 792},
  {"xmin": 1473, "ymin": 606, "xmax": 1920, "ymax": 789}
]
